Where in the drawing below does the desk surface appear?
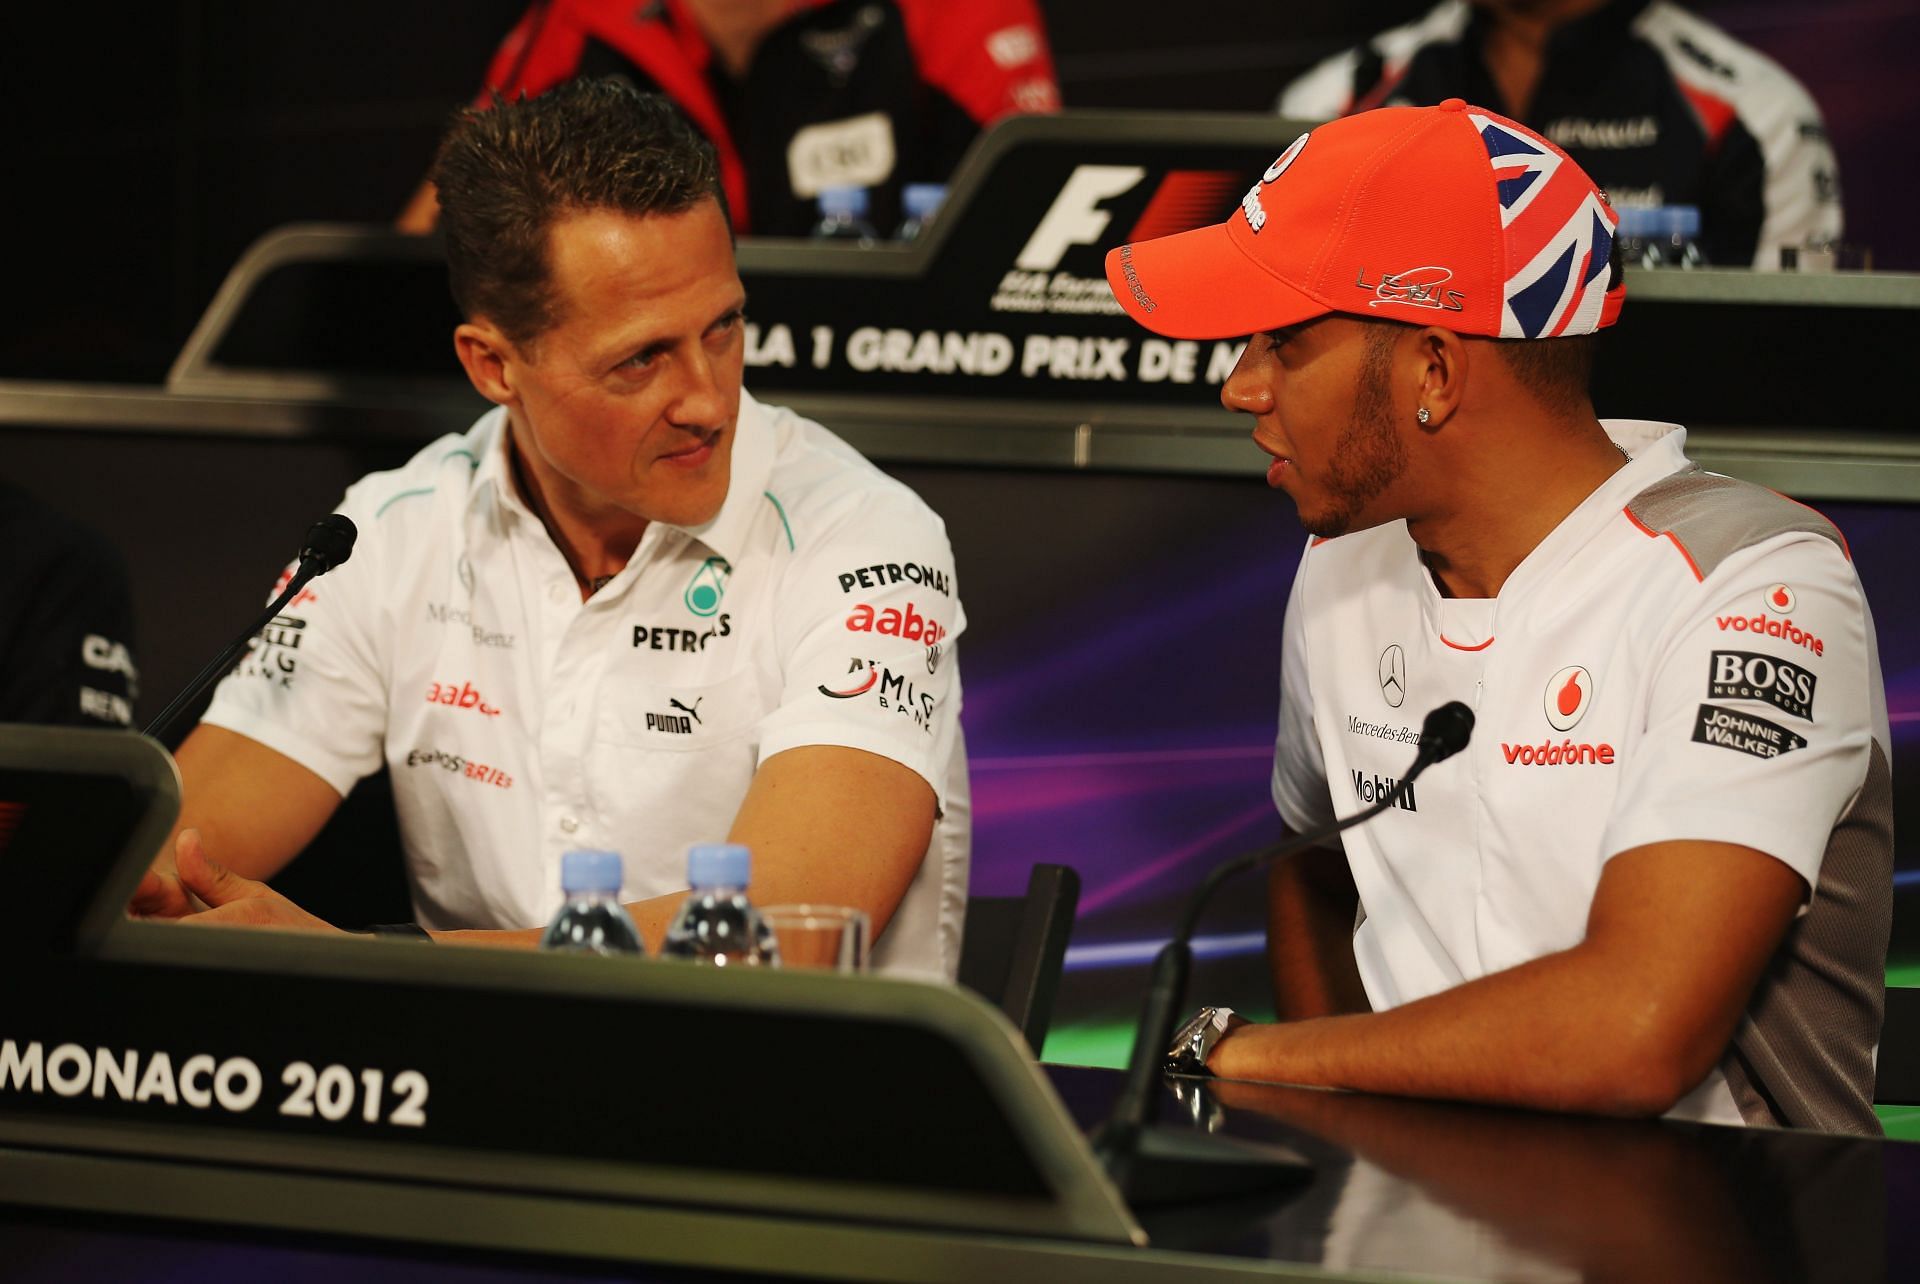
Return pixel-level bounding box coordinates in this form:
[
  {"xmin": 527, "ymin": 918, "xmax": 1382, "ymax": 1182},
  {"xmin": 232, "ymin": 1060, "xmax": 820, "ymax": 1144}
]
[{"xmin": 2, "ymin": 1064, "xmax": 1912, "ymax": 1283}]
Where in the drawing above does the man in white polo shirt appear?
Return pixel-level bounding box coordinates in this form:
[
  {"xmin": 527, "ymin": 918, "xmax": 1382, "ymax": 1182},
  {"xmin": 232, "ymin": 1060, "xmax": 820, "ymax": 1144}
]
[
  {"xmin": 1106, "ymin": 99, "xmax": 1890, "ymax": 1130},
  {"xmin": 135, "ymin": 79, "xmax": 968, "ymax": 978}
]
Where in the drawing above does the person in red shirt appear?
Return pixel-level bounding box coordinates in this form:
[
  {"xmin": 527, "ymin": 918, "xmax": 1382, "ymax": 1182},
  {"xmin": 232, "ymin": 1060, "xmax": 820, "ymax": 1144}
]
[{"xmin": 400, "ymin": 0, "xmax": 1060, "ymax": 238}]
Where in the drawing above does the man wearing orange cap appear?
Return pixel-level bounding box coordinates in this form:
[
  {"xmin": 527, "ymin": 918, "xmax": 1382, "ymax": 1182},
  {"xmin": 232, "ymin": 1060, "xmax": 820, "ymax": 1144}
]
[{"xmin": 1107, "ymin": 99, "xmax": 1890, "ymax": 1132}]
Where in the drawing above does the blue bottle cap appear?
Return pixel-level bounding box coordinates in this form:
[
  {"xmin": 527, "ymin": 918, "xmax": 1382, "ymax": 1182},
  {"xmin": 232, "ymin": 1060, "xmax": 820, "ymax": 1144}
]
[
  {"xmin": 560, "ymin": 848, "xmax": 624, "ymax": 896},
  {"xmin": 902, "ymin": 183, "xmax": 947, "ymax": 220},
  {"xmin": 687, "ymin": 842, "xmax": 750, "ymax": 889},
  {"xmin": 818, "ymin": 186, "xmax": 869, "ymax": 219}
]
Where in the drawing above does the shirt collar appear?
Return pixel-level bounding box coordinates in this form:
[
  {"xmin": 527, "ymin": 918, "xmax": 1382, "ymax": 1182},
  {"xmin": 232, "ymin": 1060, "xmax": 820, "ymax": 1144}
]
[{"xmin": 462, "ymin": 391, "xmax": 775, "ymax": 564}]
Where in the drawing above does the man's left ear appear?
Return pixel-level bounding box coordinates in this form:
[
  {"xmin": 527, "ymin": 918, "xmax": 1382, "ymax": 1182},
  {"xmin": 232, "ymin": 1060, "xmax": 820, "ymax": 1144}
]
[
  {"xmin": 1413, "ymin": 327, "xmax": 1468, "ymax": 430},
  {"xmin": 453, "ymin": 321, "xmax": 519, "ymax": 407}
]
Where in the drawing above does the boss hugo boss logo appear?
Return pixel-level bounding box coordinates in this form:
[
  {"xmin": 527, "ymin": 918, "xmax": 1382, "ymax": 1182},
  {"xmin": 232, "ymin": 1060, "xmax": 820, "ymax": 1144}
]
[
  {"xmin": 633, "ymin": 615, "xmax": 731, "ymax": 652},
  {"xmin": 1378, "ymin": 645, "xmax": 1406, "ymax": 708},
  {"xmin": 1544, "ymin": 665, "xmax": 1594, "ymax": 731},
  {"xmin": 1692, "ymin": 703, "xmax": 1807, "ymax": 759},
  {"xmin": 645, "ymin": 698, "xmax": 703, "ymax": 735},
  {"xmin": 1707, "ymin": 650, "xmax": 1817, "ymax": 720}
]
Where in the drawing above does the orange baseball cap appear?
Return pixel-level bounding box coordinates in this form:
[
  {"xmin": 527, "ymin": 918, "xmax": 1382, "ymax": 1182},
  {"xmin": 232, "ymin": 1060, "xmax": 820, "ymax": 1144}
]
[{"xmin": 1105, "ymin": 98, "xmax": 1625, "ymax": 342}]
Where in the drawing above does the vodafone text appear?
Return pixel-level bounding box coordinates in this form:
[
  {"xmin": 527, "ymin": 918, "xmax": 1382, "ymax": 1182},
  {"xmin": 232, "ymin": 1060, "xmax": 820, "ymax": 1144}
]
[
  {"xmin": 1501, "ymin": 739, "xmax": 1616, "ymax": 766},
  {"xmin": 0, "ymin": 1037, "xmax": 428, "ymax": 1128},
  {"xmin": 1716, "ymin": 612, "xmax": 1824, "ymax": 657}
]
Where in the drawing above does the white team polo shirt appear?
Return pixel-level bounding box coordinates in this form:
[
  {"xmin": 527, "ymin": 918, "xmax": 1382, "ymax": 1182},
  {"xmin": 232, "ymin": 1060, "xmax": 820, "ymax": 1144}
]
[
  {"xmin": 1273, "ymin": 421, "xmax": 1891, "ymax": 1131},
  {"xmin": 205, "ymin": 391, "xmax": 970, "ymax": 979}
]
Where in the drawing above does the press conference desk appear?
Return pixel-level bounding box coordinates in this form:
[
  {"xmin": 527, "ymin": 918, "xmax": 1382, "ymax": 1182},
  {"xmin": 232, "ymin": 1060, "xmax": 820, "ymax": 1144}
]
[{"xmin": 1, "ymin": 1062, "xmax": 1908, "ymax": 1283}]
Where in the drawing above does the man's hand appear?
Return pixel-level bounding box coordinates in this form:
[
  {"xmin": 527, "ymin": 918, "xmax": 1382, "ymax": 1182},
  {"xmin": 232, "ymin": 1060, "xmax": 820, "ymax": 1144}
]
[
  {"xmin": 153, "ymin": 829, "xmax": 343, "ymax": 934},
  {"xmin": 129, "ymin": 836, "xmax": 200, "ymax": 919}
]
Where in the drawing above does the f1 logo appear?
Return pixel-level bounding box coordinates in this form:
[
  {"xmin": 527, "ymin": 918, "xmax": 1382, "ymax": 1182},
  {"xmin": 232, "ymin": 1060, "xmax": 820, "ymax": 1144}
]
[{"xmin": 1015, "ymin": 165, "xmax": 1147, "ymax": 271}]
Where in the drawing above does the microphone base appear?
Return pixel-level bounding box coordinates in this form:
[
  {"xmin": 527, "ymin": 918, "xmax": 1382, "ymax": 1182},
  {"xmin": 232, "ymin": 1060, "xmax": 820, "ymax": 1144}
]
[{"xmin": 1096, "ymin": 1120, "xmax": 1312, "ymax": 1209}]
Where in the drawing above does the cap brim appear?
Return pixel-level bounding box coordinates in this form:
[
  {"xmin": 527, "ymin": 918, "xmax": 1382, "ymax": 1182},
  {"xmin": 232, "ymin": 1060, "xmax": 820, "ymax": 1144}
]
[{"xmin": 1105, "ymin": 222, "xmax": 1329, "ymax": 341}]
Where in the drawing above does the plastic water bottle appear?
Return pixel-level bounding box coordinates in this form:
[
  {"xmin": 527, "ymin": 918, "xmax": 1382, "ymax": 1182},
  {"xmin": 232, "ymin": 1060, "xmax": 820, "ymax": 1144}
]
[
  {"xmin": 810, "ymin": 187, "xmax": 879, "ymax": 245},
  {"xmin": 895, "ymin": 182, "xmax": 947, "ymax": 241},
  {"xmin": 1616, "ymin": 205, "xmax": 1706, "ymax": 269},
  {"xmin": 540, "ymin": 849, "xmax": 645, "ymax": 955},
  {"xmin": 660, "ymin": 843, "xmax": 780, "ymax": 967}
]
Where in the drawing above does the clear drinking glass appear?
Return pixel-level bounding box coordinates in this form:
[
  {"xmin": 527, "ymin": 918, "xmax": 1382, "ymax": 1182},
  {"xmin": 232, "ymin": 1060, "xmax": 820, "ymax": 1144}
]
[{"xmin": 760, "ymin": 904, "xmax": 869, "ymax": 972}]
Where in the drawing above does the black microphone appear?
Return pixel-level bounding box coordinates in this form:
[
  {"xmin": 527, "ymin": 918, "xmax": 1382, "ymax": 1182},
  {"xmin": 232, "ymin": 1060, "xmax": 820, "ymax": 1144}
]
[
  {"xmin": 1093, "ymin": 700, "xmax": 1474, "ymax": 1208},
  {"xmin": 143, "ymin": 515, "xmax": 359, "ymax": 744}
]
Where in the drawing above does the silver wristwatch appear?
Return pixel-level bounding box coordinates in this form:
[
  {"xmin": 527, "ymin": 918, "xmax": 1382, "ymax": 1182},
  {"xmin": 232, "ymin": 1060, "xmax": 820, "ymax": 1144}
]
[{"xmin": 1166, "ymin": 1005, "xmax": 1237, "ymax": 1076}]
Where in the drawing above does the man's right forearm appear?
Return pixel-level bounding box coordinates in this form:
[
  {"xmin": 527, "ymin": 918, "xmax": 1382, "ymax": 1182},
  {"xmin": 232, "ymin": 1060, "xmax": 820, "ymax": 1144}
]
[{"xmin": 1266, "ymin": 844, "xmax": 1370, "ymax": 1020}]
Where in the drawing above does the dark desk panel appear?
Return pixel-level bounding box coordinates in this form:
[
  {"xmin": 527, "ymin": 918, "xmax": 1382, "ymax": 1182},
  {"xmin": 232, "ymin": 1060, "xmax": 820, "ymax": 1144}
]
[{"xmin": 3, "ymin": 1064, "xmax": 1911, "ymax": 1282}]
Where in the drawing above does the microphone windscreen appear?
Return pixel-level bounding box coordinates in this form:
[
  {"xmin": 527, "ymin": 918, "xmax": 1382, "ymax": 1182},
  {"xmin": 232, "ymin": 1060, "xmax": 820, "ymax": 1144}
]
[
  {"xmin": 301, "ymin": 514, "xmax": 358, "ymax": 572},
  {"xmin": 1419, "ymin": 701, "xmax": 1475, "ymax": 762}
]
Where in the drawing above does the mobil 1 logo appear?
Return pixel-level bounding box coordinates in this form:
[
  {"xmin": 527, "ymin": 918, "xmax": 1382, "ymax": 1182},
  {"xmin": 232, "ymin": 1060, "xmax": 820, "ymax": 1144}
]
[{"xmin": 1707, "ymin": 650, "xmax": 1816, "ymax": 721}]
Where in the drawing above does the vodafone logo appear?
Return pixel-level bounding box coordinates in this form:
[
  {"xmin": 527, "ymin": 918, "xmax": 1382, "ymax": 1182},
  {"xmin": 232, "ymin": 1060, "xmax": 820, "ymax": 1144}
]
[
  {"xmin": 1263, "ymin": 132, "xmax": 1310, "ymax": 183},
  {"xmin": 1765, "ymin": 584, "xmax": 1795, "ymax": 615},
  {"xmin": 1544, "ymin": 665, "xmax": 1593, "ymax": 731}
]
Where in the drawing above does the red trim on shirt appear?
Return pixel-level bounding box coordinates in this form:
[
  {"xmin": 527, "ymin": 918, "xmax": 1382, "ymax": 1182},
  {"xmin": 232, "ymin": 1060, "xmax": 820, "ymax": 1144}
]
[
  {"xmin": 898, "ymin": 0, "xmax": 1060, "ymax": 122},
  {"xmin": 1351, "ymin": 65, "xmax": 1407, "ymax": 115},
  {"xmin": 1439, "ymin": 634, "xmax": 1495, "ymax": 652},
  {"xmin": 1624, "ymin": 505, "xmax": 1706, "ymax": 581},
  {"xmin": 1679, "ymin": 82, "xmax": 1736, "ymax": 154}
]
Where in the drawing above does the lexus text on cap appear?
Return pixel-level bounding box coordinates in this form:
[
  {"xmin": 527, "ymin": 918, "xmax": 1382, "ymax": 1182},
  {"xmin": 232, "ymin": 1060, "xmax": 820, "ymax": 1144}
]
[{"xmin": 1104, "ymin": 98, "xmax": 1626, "ymax": 342}]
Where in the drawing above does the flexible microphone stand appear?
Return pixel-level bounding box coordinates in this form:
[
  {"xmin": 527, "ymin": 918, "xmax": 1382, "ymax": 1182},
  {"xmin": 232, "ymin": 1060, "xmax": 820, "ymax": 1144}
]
[
  {"xmin": 1093, "ymin": 701, "xmax": 1475, "ymax": 1207},
  {"xmin": 144, "ymin": 515, "xmax": 358, "ymax": 745}
]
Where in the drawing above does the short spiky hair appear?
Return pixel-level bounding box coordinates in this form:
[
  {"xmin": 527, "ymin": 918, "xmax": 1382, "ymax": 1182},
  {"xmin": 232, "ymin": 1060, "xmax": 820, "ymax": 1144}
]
[{"xmin": 432, "ymin": 77, "xmax": 725, "ymax": 345}]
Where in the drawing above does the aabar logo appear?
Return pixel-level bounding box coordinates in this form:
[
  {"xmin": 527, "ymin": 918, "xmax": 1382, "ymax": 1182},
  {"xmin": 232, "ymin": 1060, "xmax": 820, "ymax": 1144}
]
[
  {"xmin": 846, "ymin": 601, "xmax": 947, "ymax": 645},
  {"xmin": 426, "ymin": 681, "xmax": 502, "ymax": 717},
  {"xmin": 1544, "ymin": 665, "xmax": 1593, "ymax": 731}
]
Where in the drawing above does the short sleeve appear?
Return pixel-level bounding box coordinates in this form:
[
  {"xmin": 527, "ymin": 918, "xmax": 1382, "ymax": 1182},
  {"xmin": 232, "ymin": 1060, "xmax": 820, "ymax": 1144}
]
[
  {"xmin": 1602, "ymin": 535, "xmax": 1876, "ymax": 890},
  {"xmin": 199, "ymin": 500, "xmax": 390, "ymax": 796},
  {"xmin": 757, "ymin": 489, "xmax": 965, "ymax": 809},
  {"xmin": 1272, "ymin": 540, "xmax": 1335, "ymax": 835}
]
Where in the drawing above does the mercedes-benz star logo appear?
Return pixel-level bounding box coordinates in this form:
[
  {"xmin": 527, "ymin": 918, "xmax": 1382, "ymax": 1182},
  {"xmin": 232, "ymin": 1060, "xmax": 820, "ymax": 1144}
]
[{"xmin": 1378, "ymin": 645, "xmax": 1406, "ymax": 708}]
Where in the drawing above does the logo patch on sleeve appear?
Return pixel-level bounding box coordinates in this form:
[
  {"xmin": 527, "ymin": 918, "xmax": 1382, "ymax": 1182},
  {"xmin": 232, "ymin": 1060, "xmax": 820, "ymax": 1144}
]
[
  {"xmin": 1691, "ymin": 703, "xmax": 1808, "ymax": 759},
  {"xmin": 1707, "ymin": 651, "xmax": 1817, "ymax": 720}
]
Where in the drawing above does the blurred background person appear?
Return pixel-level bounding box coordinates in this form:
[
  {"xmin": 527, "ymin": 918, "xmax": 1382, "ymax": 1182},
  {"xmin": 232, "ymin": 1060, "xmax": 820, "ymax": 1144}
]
[
  {"xmin": 396, "ymin": 0, "xmax": 1062, "ymax": 240},
  {"xmin": 0, "ymin": 481, "xmax": 138, "ymax": 729},
  {"xmin": 1276, "ymin": 0, "xmax": 1843, "ymax": 268}
]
